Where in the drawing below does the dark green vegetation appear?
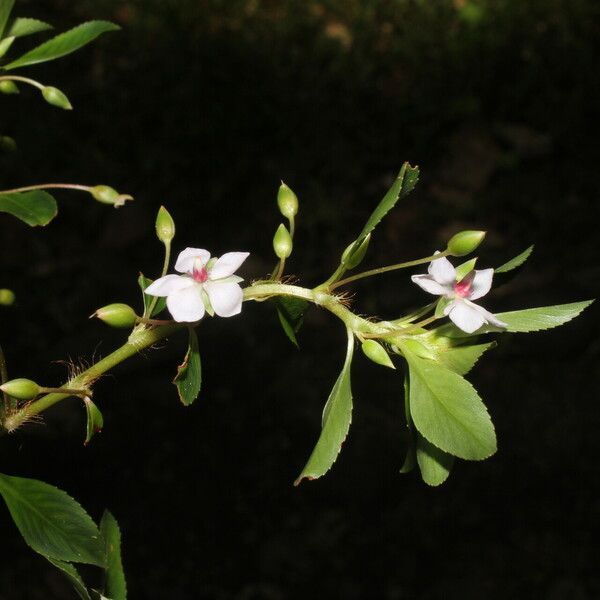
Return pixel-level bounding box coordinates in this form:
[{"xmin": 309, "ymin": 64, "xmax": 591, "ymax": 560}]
[{"xmin": 1, "ymin": 1, "xmax": 598, "ymax": 598}]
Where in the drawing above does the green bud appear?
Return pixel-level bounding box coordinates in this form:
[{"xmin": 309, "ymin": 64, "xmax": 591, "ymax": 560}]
[
  {"xmin": 273, "ymin": 223, "xmax": 293, "ymax": 259},
  {"xmin": 92, "ymin": 303, "xmax": 137, "ymax": 328},
  {"xmin": 341, "ymin": 233, "xmax": 371, "ymax": 269},
  {"xmin": 446, "ymin": 230, "xmax": 486, "ymax": 256},
  {"xmin": 0, "ymin": 288, "xmax": 16, "ymax": 305},
  {"xmin": 0, "ymin": 80, "xmax": 19, "ymax": 95},
  {"xmin": 41, "ymin": 86, "xmax": 73, "ymax": 110},
  {"xmin": 1, "ymin": 378, "xmax": 41, "ymax": 400},
  {"xmin": 155, "ymin": 205, "xmax": 175, "ymax": 244},
  {"xmin": 277, "ymin": 182, "xmax": 298, "ymax": 219},
  {"xmin": 361, "ymin": 340, "xmax": 395, "ymax": 369},
  {"xmin": 90, "ymin": 185, "xmax": 133, "ymax": 208}
]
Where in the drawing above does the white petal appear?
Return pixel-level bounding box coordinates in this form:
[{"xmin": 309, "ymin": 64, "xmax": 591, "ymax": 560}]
[
  {"xmin": 411, "ymin": 274, "xmax": 452, "ymax": 296},
  {"xmin": 468, "ymin": 268, "xmax": 494, "ymax": 300},
  {"xmin": 209, "ymin": 252, "xmax": 250, "ymax": 280},
  {"xmin": 428, "ymin": 253, "xmax": 456, "ymax": 285},
  {"xmin": 175, "ymin": 247, "xmax": 211, "ymax": 274},
  {"xmin": 144, "ymin": 274, "xmax": 194, "ymax": 297},
  {"xmin": 447, "ymin": 300, "xmax": 486, "ymax": 333},
  {"xmin": 464, "ymin": 299, "xmax": 506, "ymax": 328},
  {"xmin": 204, "ymin": 280, "xmax": 244, "ymax": 317},
  {"xmin": 166, "ymin": 284, "xmax": 205, "ymax": 322}
]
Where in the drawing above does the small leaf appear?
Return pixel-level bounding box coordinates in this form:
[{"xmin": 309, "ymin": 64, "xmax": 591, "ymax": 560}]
[
  {"xmin": 0, "ymin": 35, "xmax": 14, "ymax": 57},
  {"xmin": 45, "ymin": 557, "xmax": 91, "ymax": 600},
  {"xmin": 173, "ymin": 329, "xmax": 201, "ymax": 406},
  {"xmin": 295, "ymin": 328, "xmax": 354, "ymax": 485},
  {"xmin": 137, "ymin": 273, "xmax": 166, "ymax": 317},
  {"xmin": 7, "ymin": 17, "xmax": 53, "ymax": 38},
  {"xmin": 401, "ymin": 343, "xmax": 497, "ymax": 460},
  {"xmin": 4, "ymin": 20, "xmax": 120, "ymax": 70},
  {"xmin": 416, "ymin": 433, "xmax": 454, "ymax": 486},
  {"xmin": 495, "ymin": 301, "xmax": 594, "ymax": 333},
  {"xmin": 0, "ymin": 473, "xmax": 105, "ymax": 566},
  {"xmin": 437, "ymin": 342, "xmax": 496, "ymax": 375},
  {"xmin": 495, "ymin": 245, "xmax": 534, "ymax": 274},
  {"xmin": 274, "ymin": 297, "xmax": 309, "ymax": 347},
  {"xmin": 84, "ymin": 397, "xmax": 104, "ymax": 445},
  {"xmin": 100, "ymin": 511, "xmax": 127, "ymax": 600},
  {"xmin": 0, "ymin": 191, "xmax": 57, "ymax": 226},
  {"xmin": 454, "ymin": 257, "xmax": 477, "ymax": 280},
  {"xmin": 0, "ymin": 0, "xmax": 15, "ymax": 39}
]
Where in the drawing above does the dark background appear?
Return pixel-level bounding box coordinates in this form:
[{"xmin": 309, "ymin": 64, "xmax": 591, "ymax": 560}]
[{"xmin": 1, "ymin": 1, "xmax": 599, "ymax": 598}]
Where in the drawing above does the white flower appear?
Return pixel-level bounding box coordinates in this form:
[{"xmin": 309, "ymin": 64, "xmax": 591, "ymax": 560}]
[
  {"xmin": 411, "ymin": 253, "xmax": 506, "ymax": 334},
  {"xmin": 145, "ymin": 247, "xmax": 249, "ymax": 322}
]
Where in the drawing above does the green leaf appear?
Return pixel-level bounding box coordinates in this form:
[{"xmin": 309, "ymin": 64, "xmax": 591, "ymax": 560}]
[
  {"xmin": 45, "ymin": 557, "xmax": 91, "ymax": 600},
  {"xmin": 416, "ymin": 433, "xmax": 454, "ymax": 486},
  {"xmin": 0, "ymin": 191, "xmax": 57, "ymax": 226},
  {"xmin": 455, "ymin": 257, "xmax": 477, "ymax": 280},
  {"xmin": 274, "ymin": 297, "xmax": 309, "ymax": 348},
  {"xmin": 495, "ymin": 301, "xmax": 594, "ymax": 333},
  {"xmin": 4, "ymin": 20, "xmax": 120, "ymax": 70},
  {"xmin": 0, "ymin": 35, "xmax": 13, "ymax": 57},
  {"xmin": 0, "ymin": 473, "xmax": 105, "ymax": 566},
  {"xmin": 436, "ymin": 342, "xmax": 496, "ymax": 375},
  {"xmin": 7, "ymin": 17, "xmax": 53, "ymax": 38},
  {"xmin": 137, "ymin": 273, "xmax": 166, "ymax": 317},
  {"xmin": 295, "ymin": 328, "xmax": 354, "ymax": 485},
  {"xmin": 399, "ymin": 375, "xmax": 416, "ymax": 474},
  {"xmin": 495, "ymin": 245, "xmax": 534, "ymax": 274},
  {"xmin": 401, "ymin": 344, "xmax": 497, "ymax": 460},
  {"xmin": 0, "ymin": 0, "xmax": 15, "ymax": 39},
  {"xmin": 100, "ymin": 511, "xmax": 127, "ymax": 600},
  {"xmin": 173, "ymin": 328, "xmax": 201, "ymax": 406},
  {"xmin": 84, "ymin": 397, "xmax": 104, "ymax": 445}
]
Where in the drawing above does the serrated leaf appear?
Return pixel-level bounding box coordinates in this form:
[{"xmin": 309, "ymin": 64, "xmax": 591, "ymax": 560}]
[
  {"xmin": 437, "ymin": 342, "xmax": 496, "ymax": 375},
  {"xmin": 137, "ymin": 273, "xmax": 166, "ymax": 317},
  {"xmin": 0, "ymin": 473, "xmax": 105, "ymax": 566},
  {"xmin": 7, "ymin": 17, "xmax": 53, "ymax": 38},
  {"xmin": 173, "ymin": 328, "xmax": 201, "ymax": 406},
  {"xmin": 0, "ymin": 191, "xmax": 57, "ymax": 226},
  {"xmin": 295, "ymin": 328, "xmax": 354, "ymax": 485},
  {"xmin": 495, "ymin": 301, "xmax": 594, "ymax": 332},
  {"xmin": 4, "ymin": 20, "xmax": 120, "ymax": 70},
  {"xmin": 84, "ymin": 397, "xmax": 104, "ymax": 445},
  {"xmin": 416, "ymin": 433, "xmax": 454, "ymax": 486},
  {"xmin": 100, "ymin": 511, "xmax": 127, "ymax": 600},
  {"xmin": 274, "ymin": 297, "xmax": 308, "ymax": 348},
  {"xmin": 495, "ymin": 245, "xmax": 534, "ymax": 274},
  {"xmin": 0, "ymin": 0, "xmax": 15, "ymax": 39},
  {"xmin": 401, "ymin": 343, "xmax": 497, "ymax": 460},
  {"xmin": 45, "ymin": 557, "xmax": 91, "ymax": 600}
]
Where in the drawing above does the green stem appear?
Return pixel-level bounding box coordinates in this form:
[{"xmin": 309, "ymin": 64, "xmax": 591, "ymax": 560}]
[
  {"xmin": 0, "ymin": 75, "xmax": 45, "ymax": 91},
  {"xmin": 146, "ymin": 242, "xmax": 171, "ymax": 318},
  {"xmin": 0, "ymin": 183, "xmax": 91, "ymax": 195},
  {"xmin": 0, "ymin": 342, "xmax": 9, "ymax": 416}
]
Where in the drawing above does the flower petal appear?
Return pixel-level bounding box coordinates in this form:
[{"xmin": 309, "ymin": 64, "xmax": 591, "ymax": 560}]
[
  {"xmin": 468, "ymin": 268, "xmax": 494, "ymax": 300},
  {"xmin": 428, "ymin": 253, "xmax": 456, "ymax": 285},
  {"xmin": 411, "ymin": 274, "xmax": 452, "ymax": 296},
  {"xmin": 209, "ymin": 252, "xmax": 250, "ymax": 280},
  {"xmin": 204, "ymin": 280, "xmax": 243, "ymax": 317},
  {"xmin": 447, "ymin": 299, "xmax": 486, "ymax": 333},
  {"xmin": 175, "ymin": 248, "xmax": 211, "ymax": 274},
  {"xmin": 166, "ymin": 284, "xmax": 205, "ymax": 322},
  {"xmin": 144, "ymin": 274, "xmax": 195, "ymax": 297},
  {"xmin": 464, "ymin": 299, "xmax": 507, "ymax": 328}
]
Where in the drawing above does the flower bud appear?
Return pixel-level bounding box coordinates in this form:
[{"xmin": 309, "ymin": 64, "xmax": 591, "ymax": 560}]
[
  {"xmin": 90, "ymin": 185, "xmax": 133, "ymax": 208},
  {"xmin": 41, "ymin": 86, "xmax": 72, "ymax": 110},
  {"xmin": 273, "ymin": 223, "xmax": 293, "ymax": 259},
  {"xmin": 155, "ymin": 205, "xmax": 175, "ymax": 244},
  {"xmin": 277, "ymin": 182, "xmax": 298, "ymax": 219},
  {"xmin": 0, "ymin": 80, "xmax": 19, "ymax": 95},
  {"xmin": 92, "ymin": 303, "xmax": 137, "ymax": 328},
  {"xmin": 1, "ymin": 378, "xmax": 41, "ymax": 400},
  {"xmin": 341, "ymin": 234, "xmax": 371, "ymax": 269},
  {"xmin": 361, "ymin": 340, "xmax": 395, "ymax": 369},
  {"xmin": 0, "ymin": 288, "xmax": 15, "ymax": 305},
  {"xmin": 446, "ymin": 230, "xmax": 486, "ymax": 256}
]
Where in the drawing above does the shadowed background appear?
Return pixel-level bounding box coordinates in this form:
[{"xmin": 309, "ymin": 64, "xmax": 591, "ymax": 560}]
[{"xmin": 1, "ymin": 1, "xmax": 599, "ymax": 598}]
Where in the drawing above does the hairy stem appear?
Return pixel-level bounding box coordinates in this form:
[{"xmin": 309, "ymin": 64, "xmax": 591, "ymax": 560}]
[{"xmin": 0, "ymin": 183, "xmax": 91, "ymax": 195}]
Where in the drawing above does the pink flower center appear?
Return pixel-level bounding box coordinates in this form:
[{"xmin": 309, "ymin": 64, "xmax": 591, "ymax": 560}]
[
  {"xmin": 453, "ymin": 277, "xmax": 472, "ymax": 298},
  {"xmin": 192, "ymin": 266, "xmax": 208, "ymax": 283}
]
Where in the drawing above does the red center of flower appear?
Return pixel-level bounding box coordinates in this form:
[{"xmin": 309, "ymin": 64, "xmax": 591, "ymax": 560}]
[
  {"xmin": 192, "ymin": 266, "xmax": 208, "ymax": 283},
  {"xmin": 453, "ymin": 275, "xmax": 473, "ymax": 298}
]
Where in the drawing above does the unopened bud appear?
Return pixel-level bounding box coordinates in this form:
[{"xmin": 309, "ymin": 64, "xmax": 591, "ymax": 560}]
[
  {"xmin": 277, "ymin": 182, "xmax": 298, "ymax": 219},
  {"xmin": 0, "ymin": 81, "xmax": 19, "ymax": 95},
  {"xmin": 273, "ymin": 223, "xmax": 293, "ymax": 259},
  {"xmin": 446, "ymin": 230, "xmax": 486, "ymax": 256},
  {"xmin": 90, "ymin": 185, "xmax": 133, "ymax": 208},
  {"xmin": 361, "ymin": 340, "xmax": 395, "ymax": 369},
  {"xmin": 1, "ymin": 378, "xmax": 41, "ymax": 400},
  {"xmin": 41, "ymin": 86, "xmax": 72, "ymax": 110},
  {"xmin": 0, "ymin": 288, "xmax": 15, "ymax": 305},
  {"xmin": 155, "ymin": 205, "xmax": 175, "ymax": 244},
  {"xmin": 92, "ymin": 303, "xmax": 137, "ymax": 328},
  {"xmin": 342, "ymin": 234, "xmax": 371, "ymax": 269}
]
